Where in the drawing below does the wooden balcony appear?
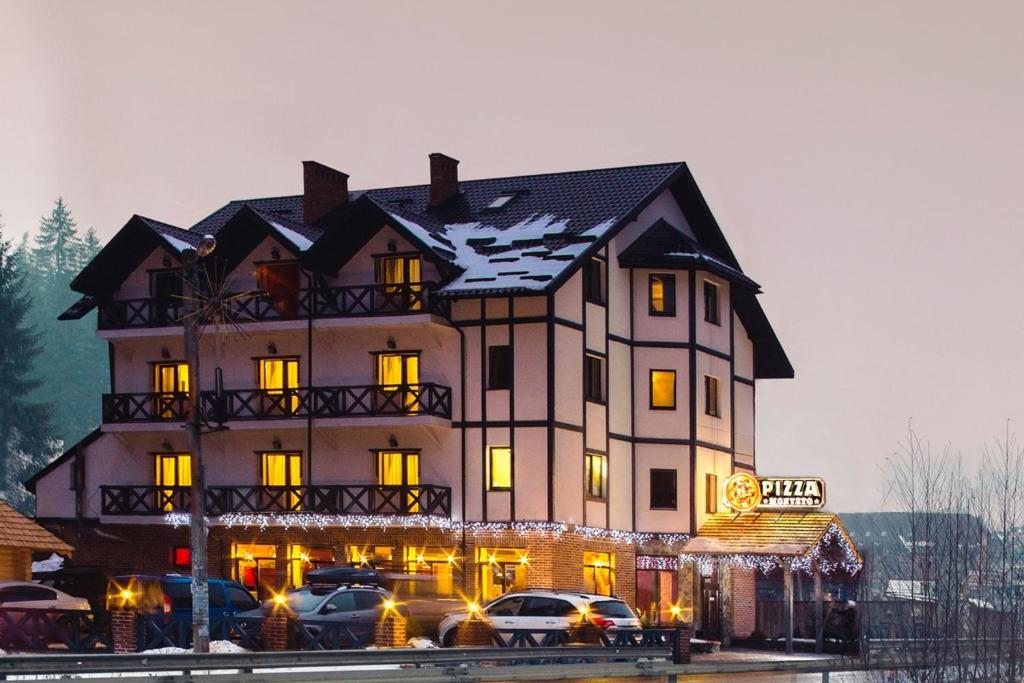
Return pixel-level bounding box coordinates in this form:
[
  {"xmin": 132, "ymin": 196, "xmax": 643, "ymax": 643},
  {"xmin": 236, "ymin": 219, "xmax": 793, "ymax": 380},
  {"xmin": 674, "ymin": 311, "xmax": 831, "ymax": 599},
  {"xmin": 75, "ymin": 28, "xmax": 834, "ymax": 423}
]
[
  {"xmin": 96, "ymin": 282, "xmax": 449, "ymax": 330},
  {"xmin": 101, "ymin": 383, "xmax": 452, "ymax": 423},
  {"xmin": 99, "ymin": 484, "xmax": 452, "ymax": 517}
]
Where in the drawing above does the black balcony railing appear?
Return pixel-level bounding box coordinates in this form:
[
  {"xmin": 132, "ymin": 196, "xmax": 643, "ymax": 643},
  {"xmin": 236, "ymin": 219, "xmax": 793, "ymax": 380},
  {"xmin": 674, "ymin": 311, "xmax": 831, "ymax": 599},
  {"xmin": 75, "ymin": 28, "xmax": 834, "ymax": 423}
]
[
  {"xmin": 100, "ymin": 484, "xmax": 452, "ymax": 517},
  {"xmin": 101, "ymin": 384, "xmax": 452, "ymax": 423},
  {"xmin": 97, "ymin": 283, "xmax": 448, "ymax": 330}
]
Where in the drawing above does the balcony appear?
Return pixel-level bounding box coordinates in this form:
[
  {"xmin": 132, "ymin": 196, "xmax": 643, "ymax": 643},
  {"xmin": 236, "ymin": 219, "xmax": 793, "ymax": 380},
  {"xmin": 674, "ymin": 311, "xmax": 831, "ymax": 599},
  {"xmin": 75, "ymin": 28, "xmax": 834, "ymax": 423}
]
[
  {"xmin": 100, "ymin": 484, "xmax": 452, "ymax": 517},
  {"xmin": 101, "ymin": 383, "xmax": 452, "ymax": 423},
  {"xmin": 96, "ymin": 282, "xmax": 449, "ymax": 330}
]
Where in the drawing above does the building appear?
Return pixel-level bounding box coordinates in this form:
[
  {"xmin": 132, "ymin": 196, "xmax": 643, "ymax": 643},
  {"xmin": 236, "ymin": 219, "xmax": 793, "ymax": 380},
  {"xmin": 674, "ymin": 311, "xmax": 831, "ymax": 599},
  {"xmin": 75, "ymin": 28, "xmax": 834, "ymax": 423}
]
[
  {"xmin": 28, "ymin": 156, "xmax": 808, "ymax": 639},
  {"xmin": 0, "ymin": 499, "xmax": 73, "ymax": 581}
]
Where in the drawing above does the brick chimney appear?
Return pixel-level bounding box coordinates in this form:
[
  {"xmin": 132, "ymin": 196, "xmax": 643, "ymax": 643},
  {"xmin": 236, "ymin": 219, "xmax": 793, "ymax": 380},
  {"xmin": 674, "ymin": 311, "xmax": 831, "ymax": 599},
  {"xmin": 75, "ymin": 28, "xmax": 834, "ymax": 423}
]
[
  {"xmin": 303, "ymin": 161, "xmax": 349, "ymax": 224},
  {"xmin": 428, "ymin": 153, "xmax": 460, "ymax": 207}
]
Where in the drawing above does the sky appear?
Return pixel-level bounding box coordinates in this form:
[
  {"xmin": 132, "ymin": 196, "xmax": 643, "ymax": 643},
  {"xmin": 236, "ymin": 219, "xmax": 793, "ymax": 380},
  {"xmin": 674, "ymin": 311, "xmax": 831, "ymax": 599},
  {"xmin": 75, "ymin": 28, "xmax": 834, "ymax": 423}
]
[{"xmin": 1, "ymin": 1, "xmax": 1022, "ymax": 512}]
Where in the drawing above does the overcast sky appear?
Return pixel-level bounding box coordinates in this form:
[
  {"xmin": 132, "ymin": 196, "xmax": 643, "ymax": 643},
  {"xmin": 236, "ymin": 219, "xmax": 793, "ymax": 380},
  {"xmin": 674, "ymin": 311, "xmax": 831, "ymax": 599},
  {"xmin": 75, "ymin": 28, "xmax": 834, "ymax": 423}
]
[{"xmin": 2, "ymin": 1, "xmax": 1022, "ymax": 512}]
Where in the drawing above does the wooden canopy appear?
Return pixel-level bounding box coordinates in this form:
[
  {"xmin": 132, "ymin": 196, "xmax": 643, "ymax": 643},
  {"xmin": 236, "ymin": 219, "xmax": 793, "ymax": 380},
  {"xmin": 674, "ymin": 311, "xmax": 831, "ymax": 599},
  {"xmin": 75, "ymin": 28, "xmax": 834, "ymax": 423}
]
[
  {"xmin": 0, "ymin": 500, "xmax": 73, "ymax": 554},
  {"xmin": 682, "ymin": 511, "xmax": 861, "ymax": 562}
]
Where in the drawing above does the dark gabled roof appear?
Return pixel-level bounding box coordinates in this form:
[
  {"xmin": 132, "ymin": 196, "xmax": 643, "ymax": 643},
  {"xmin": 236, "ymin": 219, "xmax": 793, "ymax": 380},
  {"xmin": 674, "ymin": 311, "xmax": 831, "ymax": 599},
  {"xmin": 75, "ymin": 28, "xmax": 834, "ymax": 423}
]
[
  {"xmin": 618, "ymin": 219, "xmax": 760, "ymax": 290},
  {"xmin": 24, "ymin": 428, "xmax": 102, "ymax": 494}
]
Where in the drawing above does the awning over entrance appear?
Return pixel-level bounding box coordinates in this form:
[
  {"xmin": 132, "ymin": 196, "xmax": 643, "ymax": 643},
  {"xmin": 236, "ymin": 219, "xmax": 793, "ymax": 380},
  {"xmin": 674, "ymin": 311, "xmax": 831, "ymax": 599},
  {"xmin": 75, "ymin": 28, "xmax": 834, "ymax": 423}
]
[{"xmin": 682, "ymin": 511, "xmax": 862, "ymax": 565}]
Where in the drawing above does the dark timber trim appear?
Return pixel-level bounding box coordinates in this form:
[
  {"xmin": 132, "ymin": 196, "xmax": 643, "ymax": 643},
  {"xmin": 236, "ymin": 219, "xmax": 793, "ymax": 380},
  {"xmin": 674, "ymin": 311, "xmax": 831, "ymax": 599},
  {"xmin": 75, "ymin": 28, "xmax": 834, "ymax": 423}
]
[
  {"xmin": 546, "ymin": 291, "xmax": 555, "ymax": 522},
  {"xmin": 688, "ymin": 269, "xmax": 698, "ymax": 535}
]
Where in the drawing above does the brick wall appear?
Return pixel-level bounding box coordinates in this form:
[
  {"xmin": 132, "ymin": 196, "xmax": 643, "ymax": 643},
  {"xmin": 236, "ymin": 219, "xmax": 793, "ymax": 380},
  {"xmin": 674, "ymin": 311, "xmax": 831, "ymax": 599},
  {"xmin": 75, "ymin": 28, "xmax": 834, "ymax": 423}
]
[{"xmin": 730, "ymin": 566, "xmax": 756, "ymax": 638}]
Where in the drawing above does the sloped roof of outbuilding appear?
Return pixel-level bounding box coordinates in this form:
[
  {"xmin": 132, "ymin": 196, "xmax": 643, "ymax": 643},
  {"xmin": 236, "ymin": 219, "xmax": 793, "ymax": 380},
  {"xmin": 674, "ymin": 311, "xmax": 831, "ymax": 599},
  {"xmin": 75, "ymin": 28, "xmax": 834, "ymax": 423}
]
[{"xmin": 0, "ymin": 500, "xmax": 73, "ymax": 554}]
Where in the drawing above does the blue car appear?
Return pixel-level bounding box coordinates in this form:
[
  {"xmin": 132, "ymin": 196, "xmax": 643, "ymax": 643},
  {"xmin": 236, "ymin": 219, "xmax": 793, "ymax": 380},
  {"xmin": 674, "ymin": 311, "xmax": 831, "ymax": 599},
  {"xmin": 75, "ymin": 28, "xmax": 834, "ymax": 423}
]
[{"xmin": 109, "ymin": 575, "xmax": 259, "ymax": 621}]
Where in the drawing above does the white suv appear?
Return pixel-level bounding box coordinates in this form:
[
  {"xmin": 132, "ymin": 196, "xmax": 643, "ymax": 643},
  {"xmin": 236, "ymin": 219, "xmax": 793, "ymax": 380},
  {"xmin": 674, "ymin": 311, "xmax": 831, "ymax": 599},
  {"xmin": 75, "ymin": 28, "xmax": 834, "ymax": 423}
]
[{"xmin": 438, "ymin": 590, "xmax": 640, "ymax": 647}]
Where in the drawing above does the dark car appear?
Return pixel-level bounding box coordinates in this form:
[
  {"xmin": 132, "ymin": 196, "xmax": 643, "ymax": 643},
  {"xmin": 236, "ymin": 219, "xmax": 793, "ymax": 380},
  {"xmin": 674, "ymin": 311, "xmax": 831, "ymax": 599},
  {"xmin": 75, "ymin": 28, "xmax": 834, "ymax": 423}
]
[{"xmin": 108, "ymin": 575, "xmax": 258, "ymax": 621}]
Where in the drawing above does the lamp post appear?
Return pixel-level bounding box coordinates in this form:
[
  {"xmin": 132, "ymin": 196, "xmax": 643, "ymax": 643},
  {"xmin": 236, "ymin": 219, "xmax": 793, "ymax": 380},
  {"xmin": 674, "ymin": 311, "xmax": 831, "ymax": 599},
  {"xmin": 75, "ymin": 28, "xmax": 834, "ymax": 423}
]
[{"xmin": 183, "ymin": 234, "xmax": 216, "ymax": 654}]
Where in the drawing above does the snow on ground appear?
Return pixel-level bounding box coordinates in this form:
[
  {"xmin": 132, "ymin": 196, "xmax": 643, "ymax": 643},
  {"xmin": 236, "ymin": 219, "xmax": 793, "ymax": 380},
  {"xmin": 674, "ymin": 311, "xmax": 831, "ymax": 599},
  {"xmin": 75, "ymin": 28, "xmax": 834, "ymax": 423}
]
[
  {"xmin": 406, "ymin": 637, "xmax": 437, "ymax": 649},
  {"xmin": 139, "ymin": 641, "xmax": 249, "ymax": 655}
]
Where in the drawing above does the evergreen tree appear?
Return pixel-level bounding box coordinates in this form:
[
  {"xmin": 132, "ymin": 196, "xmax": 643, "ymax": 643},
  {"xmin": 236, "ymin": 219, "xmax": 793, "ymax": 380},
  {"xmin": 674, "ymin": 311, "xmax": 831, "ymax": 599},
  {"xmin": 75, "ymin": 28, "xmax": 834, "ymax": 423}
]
[
  {"xmin": 0, "ymin": 218, "xmax": 57, "ymax": 513},
  {"xmin": 78, "ymin": 227, "xmax": 101, "ymax": 270},
  {"xmin": 33, "ymin": 197, "xmax": 80, "ymax": 279}
]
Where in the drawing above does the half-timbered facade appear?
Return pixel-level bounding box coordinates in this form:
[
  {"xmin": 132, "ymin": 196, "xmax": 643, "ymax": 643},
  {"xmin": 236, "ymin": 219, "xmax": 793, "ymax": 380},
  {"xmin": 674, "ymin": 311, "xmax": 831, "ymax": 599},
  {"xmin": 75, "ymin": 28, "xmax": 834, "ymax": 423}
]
[{"xmin": 28, "ymin": 156, "xmax": 792, "ymax": 635}]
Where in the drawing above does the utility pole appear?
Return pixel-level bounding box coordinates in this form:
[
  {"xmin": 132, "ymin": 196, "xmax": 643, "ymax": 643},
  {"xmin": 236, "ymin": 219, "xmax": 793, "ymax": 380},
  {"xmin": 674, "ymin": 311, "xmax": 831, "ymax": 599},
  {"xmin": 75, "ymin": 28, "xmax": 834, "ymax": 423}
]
[{"xmin": 183, "ymin": 235, "xmax": 216, "ymax": 654}]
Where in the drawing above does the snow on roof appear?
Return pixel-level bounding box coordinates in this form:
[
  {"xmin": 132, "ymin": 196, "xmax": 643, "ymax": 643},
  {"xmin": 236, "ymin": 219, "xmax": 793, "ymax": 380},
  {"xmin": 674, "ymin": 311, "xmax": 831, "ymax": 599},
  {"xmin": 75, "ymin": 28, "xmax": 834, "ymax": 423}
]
[{"xmin": 269, "ymin": 220, "xmax": 314, "ymax": 251}]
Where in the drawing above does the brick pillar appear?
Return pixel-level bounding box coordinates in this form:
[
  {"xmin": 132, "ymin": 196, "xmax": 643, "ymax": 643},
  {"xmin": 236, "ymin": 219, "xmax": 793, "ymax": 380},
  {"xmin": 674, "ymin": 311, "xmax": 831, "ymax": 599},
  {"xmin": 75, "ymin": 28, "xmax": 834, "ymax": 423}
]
[
  {"xmin": 672, "ymin": 622, "xmax": 692, "ymax": 664},
  {"xmin": 456, "ymin": 616, "xmax": 493, "ymax": 646},
  {"xmin": 261, "ymin": 609, "xmax": 289, "ymax": 651},
  {"xmin": 111, "ymin": 608, "xmax": 138, "ymax": 654},
  {"xmin": 373, "ymin": 614, "xmax": 408, "ymax": 648}
]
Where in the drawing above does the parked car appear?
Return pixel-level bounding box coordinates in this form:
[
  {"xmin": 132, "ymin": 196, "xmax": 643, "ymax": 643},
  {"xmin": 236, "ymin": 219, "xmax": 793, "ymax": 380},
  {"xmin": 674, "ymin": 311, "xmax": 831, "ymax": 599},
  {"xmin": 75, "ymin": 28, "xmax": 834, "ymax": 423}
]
[
  {"xmin": 34, "ymin": 564, "xmax": 113, "ymax": 615},
  {"xmin": 0, "ymin": 581, "xmax": 90, "ymax": 612},
  {"xmin": 437, "ymin": 590, "xmax": 641, "ymax": 647},
  {"xmin": 107, "ymin": 575, "xmax": 258, "ymax": 620}
]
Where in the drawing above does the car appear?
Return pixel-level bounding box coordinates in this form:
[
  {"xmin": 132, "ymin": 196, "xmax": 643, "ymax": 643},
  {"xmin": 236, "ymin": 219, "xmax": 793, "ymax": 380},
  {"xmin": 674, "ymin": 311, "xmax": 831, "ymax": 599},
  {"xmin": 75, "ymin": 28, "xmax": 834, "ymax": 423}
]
[
  {"xmin": 34, "ymin": 564, "xmax": 113, "ymax": 615},
  {"xmin": 437, "ymin": 589, "xmax": 641, "ymax": 647},
  {"xmin": 107, "ymin": 575, "xmax": 258, "ymax": 621},
  {"xmin": 0, "ymin": 581, "xmax": 90, "ymax": 612}
]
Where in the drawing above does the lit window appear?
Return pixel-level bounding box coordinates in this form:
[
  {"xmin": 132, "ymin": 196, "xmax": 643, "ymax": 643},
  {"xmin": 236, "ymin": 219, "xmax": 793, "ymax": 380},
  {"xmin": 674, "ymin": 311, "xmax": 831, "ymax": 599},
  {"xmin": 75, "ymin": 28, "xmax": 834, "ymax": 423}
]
[
  {"xmin": 377, "ymin": 352, "xmax": 421, "ymax": 412},
  {"xmin": 649, "ymin": 274, "xmax": 676, "ymax": 316},
  {"xmin": 289, "ymin": 545, "xmax": 334, "ymax": 588},
  {"xmin": 583, "ymin": 551, "xmax": 614, "ymax": 596},
  {"xmin": 584, "ymin": 354, "xmax": 605, "ymax": 403},
  {"xmin": 583, "ymin": 258, "xmax": 606, "ymax": 305},
  {"xmin": 256, "ymin": 261, "xmax": 301, "ymax": 318},
  {"xmin": 585, "ymin": 452, "xmax": 608, "ymax": 500},
  {"xmin": 650, "ymin": 370, "xmax": 676, "ymax": 409},
  {"xmin": 404, "ymin": 546, "xmax": 457, "ymax": 596},
  {"xmin": 704, "ymin": 375, "xmax": 720, "ymax": 418},
  {"xmin": 377, "ymin": 451, "xmax": 420, "ymax": 512},
  {"xmin": 650, "ymin": 469, "xmax": 677, "ymax": 509},
  {"xmin": 348, "ymin": 545, "xmax": 394, "ymax": 569},
  {"xmin": 153, "ymin": 362, "xmax": 189, "ymax": 418},
  {"xmin": 488, "ymin": 447, "xmax": 512, "ymax": 491},
  {"xmin": 258, "ymin": 357, "xmax": 300, "ymax": 414},
  {"xmin": 478, "ymin": 547, "xmax": 528, "ymax": 600},
  {"xmin": 375, "ymin": 255, "xmax": 423, "ymax": 311},
  {"xmin": 704, "ymin": 280, "xmax": 720, "ymax": 325},
  {"xmin": 488, "ymin": 346, "xmax": 512, "ymax": 390},
  {"xmin": 154, "ymin": 453, "xmax": 191, "ymax": 511},
  {"xmin": 232, "ymin": 543, "xmax": 278, "ymax": 600},
  {"xmin": 171, "ymin": 546, "xmax": 191, "ymax": 568},
  {"xmin": 261, "ymin": 452, "xmax": 302, "ymax": 510},
  {"xmin": 706, "ymin": 473, "xmax": 719, "ymax": 514}
]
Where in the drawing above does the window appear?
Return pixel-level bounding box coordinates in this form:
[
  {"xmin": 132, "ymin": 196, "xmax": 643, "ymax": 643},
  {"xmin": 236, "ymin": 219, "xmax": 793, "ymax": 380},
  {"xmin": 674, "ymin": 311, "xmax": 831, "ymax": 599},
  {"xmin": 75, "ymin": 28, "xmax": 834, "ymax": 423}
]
[
  {"xmin": 155, "ymin": 453, "xmax": 191, "ymax": 511},
  {"xmin": 479, "ymin": 548, "xmax": 528, "ymax": 601},
  {"xmin": 261, "ymin": 452, "xmax": 302, "ymax": 510},
  {"xmin": 584, "ymin": 354, "xmax": 605, "ymax": 403},
  {"xmin": 354, "ymin": 591, "xmax": 386, "ymax": 610},
  {"xmin": 289, "ymin": 546, "xmax": 334, "ymax": 588},
  {"xmin": 583, "ymin": 258, "xmax": 606, "ymax": 305},
  {"xmin": 349, "ymin": 545, "xmax": 394, "ymax": 569},
  {"xmin": 257, "ymin": 261, "xmax": 301, "ymax": 318},
  {"xmin": 583, "ymin": 551, "xmax": 614, "ymax": 596},
  {"xmin": 585, "ymin": 452, "xmax": 608, "ymax": 500},
  {"xmin": 171, "ymin": 546, "xmax": 191, "ymax": 568},
  {"xmin": 227, "ymin": 586, "xmax": 258, "ymax": 611},
  {"xmin": 520, "ymin": 597, "xmax": 577, "ymax": 617},
  {"xmin": 150, "ymin": 270, "xmax": 182, "ymax": 324},
  {"xmin": 650, "ymin": 469, "xmax": 677, "ymax": 509},
  {"xmin": 649, "ymin": 370, "xmax": 676, "ymax": 409},
  {"xmin": 487, "ymin": 595, "xmax": 526, "ymax": 617},
  {"xmin": 704, "ymin": 375, "xmax": 720, "ymax": 418},
  {"xmin": 0, "ymin": 586, "xmax": 57, "ymax": 603},
  {"xmin": 377, "ymin": 451, "xmax": 420, "ymax": 512},
  {"xmin": 153, "ymin": 362, "xmax": 189, "ymax": 418},
  {"xmin": 706, "ymin": 473, "xmax": 719, "ymax": 514},
  {"xmin": 488, "ymin": 346, "xmax": 512, "ymax": 390},
  {"xmin": 485, "ymin": 193, "xmax": 517, "ymax": 210},
  {"xmin": 232, "ymin": 543, "xmax": 278, "ymax": 600},
  {"xmin": 375, "ymin": 255, "xmax": 423, "ymax": 311},
  {"xmin": 325, "ymin": 591, "xmax": 357, "ymax": 613},
  {"xmin": 377, "ymin": 352, "xmax": 421, "ymax": 412},
  {"xmin": 488, "ymin": 447, "xmax": 512, "ymax": 491},
  {"xmin": 703, "ymin": 280, "xmax": 720, "ymax": 325},
  {"xmin": 404, "ymin": 546, "xmax": 456, "ymax": 596},
  {"xmin": 258, "ymin": 357, "xmax": 300, "ymax": 414},
  {"xmin": 648, "ymin": 274, "xmax": 676, "ymax": 316}
]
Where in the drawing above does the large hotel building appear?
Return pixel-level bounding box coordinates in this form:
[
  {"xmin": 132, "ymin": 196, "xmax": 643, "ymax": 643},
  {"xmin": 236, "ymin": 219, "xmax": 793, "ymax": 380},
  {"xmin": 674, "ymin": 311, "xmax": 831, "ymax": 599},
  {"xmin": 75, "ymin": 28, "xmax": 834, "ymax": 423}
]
[{"xmin": 29, "ymin": 157, "xmax": 856, "ymax": 642}]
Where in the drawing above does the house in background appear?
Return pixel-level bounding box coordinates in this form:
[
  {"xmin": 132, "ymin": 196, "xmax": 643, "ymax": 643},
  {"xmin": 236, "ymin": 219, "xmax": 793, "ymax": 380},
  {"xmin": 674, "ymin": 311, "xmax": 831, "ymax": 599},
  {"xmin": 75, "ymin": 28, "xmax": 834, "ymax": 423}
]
[
  {"xmin": 0, "ymin": 499, "xmax": 73, "ymax": 581},
  {"xmin": 27, "ymin": 156, "xmax": 798, "ymax": 642}
]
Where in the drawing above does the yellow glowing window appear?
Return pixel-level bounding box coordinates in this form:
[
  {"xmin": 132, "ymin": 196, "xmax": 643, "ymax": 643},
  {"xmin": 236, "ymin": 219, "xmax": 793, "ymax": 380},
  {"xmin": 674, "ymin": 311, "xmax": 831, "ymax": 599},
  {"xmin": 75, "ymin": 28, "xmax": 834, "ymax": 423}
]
[
  {"xmin": 649, "ymin": 274, "xmax": 676, "ymax": 316},
  {"xmin": 650, "ymin": 370, "xmax": 676, "ymax": 409},
  {"xmin": 376, "ymin": 255, "xmax": 423, "ymax": 310},
  {"xmin": 258, "ymin": 357, "xmax": 299, "ymax": 413},
  {"xmin": 585, "ymin": 452, "xmax": 608, "ymax": 499},
  {"xmin": 487, "ymin": 447, "xmax": 512, "ymax": 491},
  {"xmin": 232, "ymin": 543, "xmax": 278, "ymax": 600},
  {"xmin": 583, "ymin": 551, "xmax": 615, "ymax": 596},
  {"xmin": 377, "ymin": 451, "xmax": 420, "ymax": 512},
  {"xmin": 153, "ymin": 362, "xmax": 189, "ymax": 418},
  {"xmin": 377, "ymin": 353, "xmax": 420, "ymax": 412},
  {"xmin": 349, "ymin": 545, "xmax": 394, "ymax": 569},
  {"xmin": 261, "ymin": 452, "xmax": 302, "ymax": 510},
  {"xmin": 154, "ymin": 453, "xmax": 191, "ymax": 511},
  {"xmin": 478, "ymin": 548, "xmax": 528, "ymax": 601},
  {"xmin": 288, "ymin": 545, "xmax": 334, "ymax": 588},
  {"xmin": 404, "ymin": 546, "xmax": 456, "ymax": 596}
]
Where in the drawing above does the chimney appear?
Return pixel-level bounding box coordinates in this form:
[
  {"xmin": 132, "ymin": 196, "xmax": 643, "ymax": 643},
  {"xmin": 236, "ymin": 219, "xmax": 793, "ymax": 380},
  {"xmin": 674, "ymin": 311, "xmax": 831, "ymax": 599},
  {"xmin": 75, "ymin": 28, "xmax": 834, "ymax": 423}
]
[
  {"xmin": 303, "ymin": 161, "xmax": 349, "ymax": 224},
  {"xmin": 428, "ymin": 153, "xmax": 460, "ymax": 207}
]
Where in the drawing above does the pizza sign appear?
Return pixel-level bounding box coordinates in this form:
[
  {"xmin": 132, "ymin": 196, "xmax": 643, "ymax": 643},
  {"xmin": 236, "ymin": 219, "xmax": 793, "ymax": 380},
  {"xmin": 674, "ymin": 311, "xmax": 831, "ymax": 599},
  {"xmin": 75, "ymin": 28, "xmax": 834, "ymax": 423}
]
[{"xmin": 723, "ymin": 473, "xmax": 826, "ymax": 511}]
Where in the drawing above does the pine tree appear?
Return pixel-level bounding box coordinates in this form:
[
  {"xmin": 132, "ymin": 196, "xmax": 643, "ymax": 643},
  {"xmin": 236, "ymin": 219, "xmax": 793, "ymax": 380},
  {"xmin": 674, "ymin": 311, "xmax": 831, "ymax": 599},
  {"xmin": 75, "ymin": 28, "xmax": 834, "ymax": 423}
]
[
  {"xmin": 0, "ymin": 218, "xmax": 57, "ymax": 513},
  {"xmin": 33, "ymin": 197, "xmax": 80, "ymax": 279},
  {"xmin": 78, "ymin": 227, "xmax": 101, "ymax": 270}
]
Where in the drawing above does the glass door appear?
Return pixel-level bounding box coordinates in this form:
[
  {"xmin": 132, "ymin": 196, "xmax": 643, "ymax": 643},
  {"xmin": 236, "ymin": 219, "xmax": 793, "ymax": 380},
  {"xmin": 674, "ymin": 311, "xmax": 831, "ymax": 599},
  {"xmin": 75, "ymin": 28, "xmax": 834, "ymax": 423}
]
[
  {"xmin": 376, "ymin": 255, "xmax": 423, "ymax": 311},
  {"xmin": 153, "ymin": 362, "xmax": 189, "ymax": 418},
  {"xmin": 376, "ymin": 353, "xmax": 420, "ymax": 413},
  {"xmin": 154, "ymin": 453, "xmax": 191, "ymax": 511},
  {"xmin": 261, "ymin": 452, "xmax": 302, "ymax": 510},
  {"xmin": 377, "ymin": 451, "xmax": 420, "ymax": 513},
  {"xmin": 258, "ymin": 357, "xmax": 300, "ymax": 415}
]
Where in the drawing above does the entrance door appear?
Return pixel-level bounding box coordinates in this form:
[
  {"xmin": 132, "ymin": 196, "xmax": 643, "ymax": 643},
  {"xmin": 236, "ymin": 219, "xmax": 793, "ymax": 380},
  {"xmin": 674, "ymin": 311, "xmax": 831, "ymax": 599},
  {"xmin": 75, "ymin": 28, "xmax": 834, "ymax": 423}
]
[
  {"xmin": 637, "ymin": 569, "xmax": 679, "ymax": 625},
  {"xmin": 699, "ymin": 575, "xmax": 721, "ymax": 639},
  {"xmin": 377, "ymin": 451, "xmax": 420, "ymax": 512},
  {"xmin": 376, "ymin": 353, "xmax": 420, "ymax": 412}
]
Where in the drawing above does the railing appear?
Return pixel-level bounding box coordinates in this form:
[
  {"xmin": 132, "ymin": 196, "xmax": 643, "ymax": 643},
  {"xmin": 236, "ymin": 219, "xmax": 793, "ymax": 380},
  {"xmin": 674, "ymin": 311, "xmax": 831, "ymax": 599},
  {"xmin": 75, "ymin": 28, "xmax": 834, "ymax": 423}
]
[
  {"xmin": 137, "ymin": 614, "xmax": 265, "ymax": 652},
  {"xmin": 101, "ymin": 384, "xmax": 452, "ymax": 423},
  {"xmin": 96, "ymin": 283, "xmax": 448, "ymax": 330},
  {"xmin": 101, "ymin": 484, "xmax": 453, "ymax": 517},
  {"xmin": 0, "ymin": 608, "xmax": 111, "ymax": 652}
]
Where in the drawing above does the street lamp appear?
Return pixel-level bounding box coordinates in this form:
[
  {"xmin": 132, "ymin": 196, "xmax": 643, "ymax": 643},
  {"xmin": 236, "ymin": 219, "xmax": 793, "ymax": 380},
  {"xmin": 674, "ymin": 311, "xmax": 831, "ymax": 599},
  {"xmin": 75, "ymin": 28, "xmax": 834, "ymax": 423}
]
[{"xmin": 182, "ymin": 234, "xmax": 215, "ymax": 653}]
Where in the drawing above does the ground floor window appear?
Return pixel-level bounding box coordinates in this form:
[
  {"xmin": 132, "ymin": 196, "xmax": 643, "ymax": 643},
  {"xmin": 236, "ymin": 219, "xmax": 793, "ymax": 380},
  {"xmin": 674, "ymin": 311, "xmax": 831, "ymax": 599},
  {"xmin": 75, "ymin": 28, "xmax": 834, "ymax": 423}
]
[
  {"xmin": 170, "ymin": 545, "xmax": 191, "ymax": 569},
  {"xmin": 479, "ymin": 548, "xmax": 528, "ymax": 601},
  {"xmin": 405, "ymin": 546, "xmax": 457, "ymax": 596},
  {"xmin": 232, "ymin": 543, "xmax": 279, "ymax": 600},
  {"xmin": 288, "ymin": 545, "xmax": 335, "ymax": 588},
  {"xmin": 583, "ymin": 551, "xmax": 615, "ymax": 596},
  {"xmin": 348, "ymin": 545, "xmax": 394, "ymax": 570}
]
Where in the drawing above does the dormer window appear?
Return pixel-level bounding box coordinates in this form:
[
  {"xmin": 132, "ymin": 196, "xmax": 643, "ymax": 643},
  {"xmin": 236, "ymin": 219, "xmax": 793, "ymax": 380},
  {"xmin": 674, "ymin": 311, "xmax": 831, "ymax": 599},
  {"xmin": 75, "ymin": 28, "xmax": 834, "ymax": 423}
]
[{"xmin": 484, "ymin": 193, "xmax": 518, "ymax": 211}]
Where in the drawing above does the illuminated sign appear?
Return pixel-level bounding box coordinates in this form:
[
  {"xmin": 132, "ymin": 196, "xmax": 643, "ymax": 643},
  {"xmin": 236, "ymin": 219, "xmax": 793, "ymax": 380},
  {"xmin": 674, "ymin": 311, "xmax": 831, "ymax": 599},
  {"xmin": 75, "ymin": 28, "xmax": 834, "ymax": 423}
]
[{"xmin": 723, "ymin": 474, "xmax": 826, "ymax": 511}]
